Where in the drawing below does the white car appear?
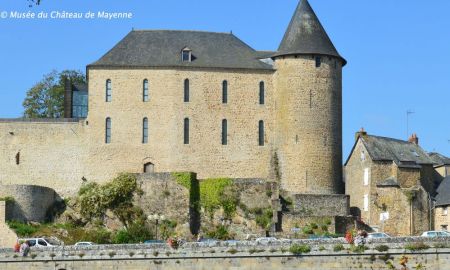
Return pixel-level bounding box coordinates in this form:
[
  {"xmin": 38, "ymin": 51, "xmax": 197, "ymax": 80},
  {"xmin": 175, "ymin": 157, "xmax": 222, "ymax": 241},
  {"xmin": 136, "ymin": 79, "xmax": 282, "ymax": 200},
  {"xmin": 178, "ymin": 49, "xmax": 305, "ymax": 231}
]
[
  {"xmin": 19, "ymin": 238, "xmax": 57, "ymax": 248},
  {"xmin": 421, "ymin": 231, "xmax": 450, "ymax": 237},
  {"xmin": 368, "ymin": 232, "xmax": 391, "ymax": 238},
  {"xmin": 74, "ymin": 241, "xmax": 94, "ymax": 246}
]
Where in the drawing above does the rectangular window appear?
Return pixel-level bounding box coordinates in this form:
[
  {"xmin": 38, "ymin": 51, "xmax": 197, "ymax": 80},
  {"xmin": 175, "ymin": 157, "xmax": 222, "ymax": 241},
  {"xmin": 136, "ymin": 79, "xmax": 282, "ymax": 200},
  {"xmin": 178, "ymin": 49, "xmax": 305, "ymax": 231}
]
[
  {"xmin": 184, "ymin": 79, "xmax": 190, "ymax": 102},
  {"xmin": 222, "ymin": 81, "xmax": 228, "ymax": 104},
  {"xmin": 259, "ymin": 81, "xmax": 265, "ymax": 105},
  {"xmin": 364, "ymin": 168, "xmax": 369, "ymax": 186},
  {"xmin": 105, "ymin": 118, "xmax": 111, "ymax": 144},
  {"xmin": 363, "ymin": 194, "xmax": 369, "ymax": 212},
  {"xmin": 182, "ymin": 50, "xmax": 191, "ymax": 62},
  {"xmin": 444, "ymin": 207, "xmax": 448, "ymax": 216},
  {"xmin": 258, "ymin": 120, "xmax": 264, "ymax": 146},
  {"xmin": 184, "ymin": 118, "xmax": 190, "ymax": 145},
  {"xmin": 143, "ymin": 118, "xmax": 148, "ymax": 144},
  {"xmin": 106, "ymin": 80, "xmax": 112, "ymax": 102},
  {"xmin": 143, "ymin": 80, "xmax": 149, "ymax": 102},
  {"xmin": 222, "ymin": 119, "xmax": 228, "ymax": 145},
  {"xmin": 315, "ymin": 56, "xmax": 322, "ymax": 68}
]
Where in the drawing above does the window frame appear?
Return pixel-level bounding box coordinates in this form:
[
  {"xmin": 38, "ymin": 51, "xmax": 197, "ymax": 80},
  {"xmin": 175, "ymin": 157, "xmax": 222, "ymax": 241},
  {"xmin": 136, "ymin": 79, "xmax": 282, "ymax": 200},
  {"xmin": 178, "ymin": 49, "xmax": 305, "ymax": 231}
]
[
  {"xmin": 184, "ymin": 79, "xmax": 190, "ymax": 102},
  {"xmin": 222, "ymin": 119, "xmax": 228, "ymax": 145},
  {"xmin": 315, "ymin": 56, "xmax": 322, "ymax": 68},
  {"xmin": 259, "ymin": 81, "xmax": 265, "ymax": 105},
  {"xmin": 184, "ymin": 117, "xmax": 190, "ymax": 145},
  {"xmin": 142, "ymin": 117, "xmax": 149, "ymax": 144},
  {"xmin": 258, "ymin": 120, "xmax": 265, "ymax": 146},
  {"xmin": 182, "ymin": 49, "xmax": 192, "ymax": 62},
  {"xmin": 143, "ymin": 79, "xmax": 149, "ymax": 102},
  {"xmin": 222, "ymin": 80, "xmax": 228, "ymax": 104},
  {"xmin": 106, "ymin": 79, "xmax": 112, "ymax": 102},
  {"xmin": 105, "ymin": 117, "xmax": 111, "ymax": 144}
]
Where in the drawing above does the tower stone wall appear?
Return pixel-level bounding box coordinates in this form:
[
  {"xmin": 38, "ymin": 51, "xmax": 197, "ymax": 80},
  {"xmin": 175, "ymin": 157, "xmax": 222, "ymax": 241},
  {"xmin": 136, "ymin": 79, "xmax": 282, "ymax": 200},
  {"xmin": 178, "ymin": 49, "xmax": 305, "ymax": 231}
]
[{"xmin": 273, "ymin": 55, "xmax": 343, "ymax": 194}]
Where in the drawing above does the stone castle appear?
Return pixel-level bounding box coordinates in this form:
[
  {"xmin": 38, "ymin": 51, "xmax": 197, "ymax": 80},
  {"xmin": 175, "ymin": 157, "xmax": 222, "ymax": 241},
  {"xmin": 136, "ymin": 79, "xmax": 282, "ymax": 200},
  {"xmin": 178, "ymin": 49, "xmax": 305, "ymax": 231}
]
[
  {"xmin": 0, "ymin": 0, "xmax": 356, "ymax": 245},
  {"xmin": 0, "ymin": 0, "xmax": 345, "ymax": 196}
]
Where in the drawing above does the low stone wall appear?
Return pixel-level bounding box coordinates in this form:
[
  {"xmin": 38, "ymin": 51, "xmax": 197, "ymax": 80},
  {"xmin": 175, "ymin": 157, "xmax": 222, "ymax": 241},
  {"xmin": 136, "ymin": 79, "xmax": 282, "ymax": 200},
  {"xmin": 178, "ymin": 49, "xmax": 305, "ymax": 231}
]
[
  {"xmin": 0, "ymin": 185, "xmax": 56, "ymax": 222},
  {"xmin": 1, "ymin": 237, "xmax": 450, "ymax": 269},
  {"xmin": 290, "ymin": 194, "xmax": 350, "ymax": 217}
]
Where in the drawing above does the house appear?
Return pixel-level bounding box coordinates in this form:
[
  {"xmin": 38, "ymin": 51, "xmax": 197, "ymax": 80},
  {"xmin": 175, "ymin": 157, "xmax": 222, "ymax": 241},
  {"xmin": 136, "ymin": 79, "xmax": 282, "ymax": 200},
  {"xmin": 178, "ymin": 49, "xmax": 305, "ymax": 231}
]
[
  {"xmin": 435, "ymin": 176, "xmax": 450, "ymax": 231},
  {"xmin": 345, "ymin": 129, "xmax": 437, "ymax": 236}
]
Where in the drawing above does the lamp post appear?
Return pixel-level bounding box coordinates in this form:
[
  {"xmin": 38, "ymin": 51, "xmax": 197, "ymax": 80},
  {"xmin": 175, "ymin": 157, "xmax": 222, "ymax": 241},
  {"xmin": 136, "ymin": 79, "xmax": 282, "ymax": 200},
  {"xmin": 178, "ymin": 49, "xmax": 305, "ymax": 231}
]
[{"xmin": 148, "ymin": 214, "xmax": 165, "ymax": 240}]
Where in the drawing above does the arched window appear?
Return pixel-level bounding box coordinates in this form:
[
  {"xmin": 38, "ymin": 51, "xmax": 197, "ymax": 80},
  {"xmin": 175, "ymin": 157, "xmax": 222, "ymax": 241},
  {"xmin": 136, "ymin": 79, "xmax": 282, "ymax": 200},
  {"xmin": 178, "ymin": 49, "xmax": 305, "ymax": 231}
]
[
  {"xmin": 222, "ymin": 119, "xmax": 228, "ymax": 145},
  {"xmin": 144, "ymin": 162, "xmax": 154, "ymax": 173},
  {"xmin": 222, "ymin": 80, "xmax": 228, "ymax": 104},
  {"xmin": 184, "ymin": 79, "xmax": 190, "ymax": 102},
  {"xmin": 184, "ymin": 118, "xmax": 190, "ymax": 144},
  {"xmin": 106, "ymin": 79, "xmax": 112, "ymax": 102},
  {"xmin": 105, "ymin": 117, "xmax": 111, "ymax": 144},
  {"xmin": 143, "ymin": 79, "xmax": 149, "ymax": 102},
  {"xmin": 258, "ymin": 120, "xmax": 264, "ymax": 146},
  {"xmin": 142, "ymin": 117, "xmax": 149, "ymax": 144},
  {"xmin": 259, "ymin": 81, "xmax": 265, "ymax": 105}
]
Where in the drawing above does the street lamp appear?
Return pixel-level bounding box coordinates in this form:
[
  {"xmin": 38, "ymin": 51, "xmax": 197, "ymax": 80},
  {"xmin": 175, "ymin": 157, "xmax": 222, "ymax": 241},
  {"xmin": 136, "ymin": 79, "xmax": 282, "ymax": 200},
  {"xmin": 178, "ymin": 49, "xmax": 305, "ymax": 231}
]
[{"xmin": 147, "ymin": 214, "xmax": 165, "ymax": 240}]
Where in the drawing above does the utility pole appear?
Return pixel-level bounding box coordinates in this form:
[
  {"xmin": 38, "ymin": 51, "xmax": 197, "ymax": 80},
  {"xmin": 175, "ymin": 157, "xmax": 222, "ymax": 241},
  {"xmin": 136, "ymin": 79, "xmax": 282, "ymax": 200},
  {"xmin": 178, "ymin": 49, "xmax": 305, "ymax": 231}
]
[{"xmin": 406, "ymin": 110, "xmax": 415, "ymax": 138}]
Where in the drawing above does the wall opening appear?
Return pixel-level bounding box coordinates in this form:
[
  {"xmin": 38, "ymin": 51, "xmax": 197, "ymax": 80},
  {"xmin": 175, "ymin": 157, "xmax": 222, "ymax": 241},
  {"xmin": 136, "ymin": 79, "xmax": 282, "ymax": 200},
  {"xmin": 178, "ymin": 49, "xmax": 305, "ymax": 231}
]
[{"xmin": 144, "ymin": 162, "xmax": 155, "ymax": 173}]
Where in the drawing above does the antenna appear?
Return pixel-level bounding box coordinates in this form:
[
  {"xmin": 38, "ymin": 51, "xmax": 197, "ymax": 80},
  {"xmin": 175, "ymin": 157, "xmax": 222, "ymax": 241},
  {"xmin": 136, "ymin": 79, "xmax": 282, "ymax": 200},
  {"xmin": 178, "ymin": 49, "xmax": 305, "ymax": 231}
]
[{"xmin": 406, "ymin": 110, "xmax": 415, "ymax": 138}]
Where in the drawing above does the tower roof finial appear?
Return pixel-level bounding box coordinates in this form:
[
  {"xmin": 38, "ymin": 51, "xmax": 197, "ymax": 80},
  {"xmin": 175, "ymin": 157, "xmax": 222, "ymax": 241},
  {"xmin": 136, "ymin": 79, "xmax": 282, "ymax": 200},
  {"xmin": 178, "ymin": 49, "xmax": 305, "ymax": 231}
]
[{"xmin": 273, "ymin": 0, "xmax": 346, "ymax": 65}]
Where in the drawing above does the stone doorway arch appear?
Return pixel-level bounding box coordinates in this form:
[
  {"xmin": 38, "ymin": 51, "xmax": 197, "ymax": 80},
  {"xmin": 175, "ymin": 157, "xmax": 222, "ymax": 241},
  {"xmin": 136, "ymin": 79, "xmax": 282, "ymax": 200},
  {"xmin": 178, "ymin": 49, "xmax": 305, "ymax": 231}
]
[{"xmin": 143, "ymin": 162, "xmax": 155, "ymax": 173}]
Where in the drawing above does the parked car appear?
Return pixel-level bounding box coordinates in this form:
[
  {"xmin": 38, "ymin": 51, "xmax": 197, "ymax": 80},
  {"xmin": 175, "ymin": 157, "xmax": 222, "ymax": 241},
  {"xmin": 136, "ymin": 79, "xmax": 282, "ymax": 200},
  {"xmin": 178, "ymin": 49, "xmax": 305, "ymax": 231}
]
[
  {"xmin": 368, "ymin": 232, "xmax": 391, "ymax": 238},
  {"xmin": 18, "ymin": 238, "xmax": 58, "ymax": 248},
  {"xmin": 74, "ymin": 242, "xmax": 94, "ymax": 246},
  {"xmin": 421, "ymin": 231, "xmax": 450, "ymax": 237}
]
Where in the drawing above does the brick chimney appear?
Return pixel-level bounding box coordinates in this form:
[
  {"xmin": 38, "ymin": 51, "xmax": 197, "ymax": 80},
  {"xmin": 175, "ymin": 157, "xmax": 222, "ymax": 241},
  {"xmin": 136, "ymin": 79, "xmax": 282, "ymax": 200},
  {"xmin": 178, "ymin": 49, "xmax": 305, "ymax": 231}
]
[
  {"xmin": 63, "ymin": 77, "xmax": 72, "ymax": 118},
  {"xmin": 355, "ymin": 127, "xmax": 368, "ymax": 141},
  {"xmin": 408, "ymin": 133, "xmax": 419, "ymax": 145}
]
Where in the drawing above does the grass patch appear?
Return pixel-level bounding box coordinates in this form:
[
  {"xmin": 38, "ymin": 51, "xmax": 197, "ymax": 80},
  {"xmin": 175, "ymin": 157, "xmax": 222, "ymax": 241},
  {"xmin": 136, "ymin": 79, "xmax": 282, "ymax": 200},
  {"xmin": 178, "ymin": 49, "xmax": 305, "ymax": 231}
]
[
  {"xmin": 227, "ymin": 248, "xmax": 238, "ymax": 254},
  {"xmin": 374, "ymin": 245, "xmax": 389, "ymax": 252},
  {"xmin": 333, "ymin": 244, "xmax": 345, "ymax": 252},
  {"xmin": 349, "ymin": 245, "xmax": 368, "ymax": 253},
  {"xmin": 289, "ymin": 244, "xmax": 311, "ymax": 255},
  {"xmin": 404, "ymin": 242, "xmax": 430, "ymax": 251}
]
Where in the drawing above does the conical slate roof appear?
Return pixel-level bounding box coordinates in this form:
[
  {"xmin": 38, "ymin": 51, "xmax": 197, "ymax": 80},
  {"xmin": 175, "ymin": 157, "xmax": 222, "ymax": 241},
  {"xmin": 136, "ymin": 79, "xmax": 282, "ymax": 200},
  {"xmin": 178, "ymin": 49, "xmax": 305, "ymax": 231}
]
[{"xmin": 273, "ymin": 0, "xmax": 346, "ymax": 65}]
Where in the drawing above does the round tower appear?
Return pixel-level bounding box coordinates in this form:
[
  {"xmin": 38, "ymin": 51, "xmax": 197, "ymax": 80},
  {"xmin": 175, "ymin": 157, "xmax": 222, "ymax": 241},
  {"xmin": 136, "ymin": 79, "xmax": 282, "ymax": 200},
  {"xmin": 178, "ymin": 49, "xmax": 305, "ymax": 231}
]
[{"xmin": 273, "ymin": 0, "xmax": 346, "ymax": 195}]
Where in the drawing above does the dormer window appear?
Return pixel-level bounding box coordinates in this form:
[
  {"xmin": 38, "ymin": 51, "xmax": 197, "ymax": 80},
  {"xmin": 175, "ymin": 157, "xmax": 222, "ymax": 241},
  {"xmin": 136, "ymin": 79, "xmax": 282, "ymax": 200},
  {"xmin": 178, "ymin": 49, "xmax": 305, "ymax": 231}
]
[{"xmin": 181, "ymin": 47, "xmax": 192, "ymax": 62}]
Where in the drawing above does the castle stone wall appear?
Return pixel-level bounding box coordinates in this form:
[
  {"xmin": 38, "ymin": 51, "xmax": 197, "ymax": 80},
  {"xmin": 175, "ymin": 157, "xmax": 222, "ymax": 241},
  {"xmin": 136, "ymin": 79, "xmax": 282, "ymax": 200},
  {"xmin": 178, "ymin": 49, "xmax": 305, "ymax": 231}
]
[
  {"xmin": 0, "ymin": 185, "xmax": 56, "ymax": 222},
  {"xmin": 0, "ymin": 120, "xmax": 87, "ymax": 195},
  {"xmin": 290, "ymin": 194, "xmax": 349, "ymax": 217},
  {"xmin": 0, "ymin": 201, "xmax": 17, "ymax": 248},
  {"xmin": 273, "ymin": 55, "xmax": 343, "ymax": 194}
]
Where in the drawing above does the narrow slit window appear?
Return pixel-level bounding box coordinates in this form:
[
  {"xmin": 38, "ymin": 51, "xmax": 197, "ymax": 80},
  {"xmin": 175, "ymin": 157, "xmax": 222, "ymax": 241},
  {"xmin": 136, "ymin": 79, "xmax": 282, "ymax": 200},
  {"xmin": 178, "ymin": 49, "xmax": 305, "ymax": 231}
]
[
  {"xmin": 258, "ymin": 120, "xmax": 265, "ymax": 146},
  {"xmin": 315, "ymin": 56, "xmax": 322, "ymax": 68},
  {"xmin": 105, "ymin": 117, "xmax": 111, "ymax": 144},
  {"xmin": 143, "ymin": 79, "xmax": 149, "ymax": 102},
  {"xmin": 222, "ymin": 119, "xmax": 228, "ymax": 145},
  {"xmin": 259, "ymin": 81, "xmax": 265, "ymax": 105},
  {"xmin": 222, "ymin": 80, "xmax": 228, "ymax": 104},
  {"xmin": 184, "ymin": 79, "xmax": 190, "ymax": 102},
  {"xmin": 184, "ymin": 118, "xmax": 190, "ymax": 144},
  {"xmin": 106, "ymin": 79, "xmax": 112, "ymax": 102},
  {"xmin": 142, "ymin": 117, "xmax": 149, "ymax": 144}
]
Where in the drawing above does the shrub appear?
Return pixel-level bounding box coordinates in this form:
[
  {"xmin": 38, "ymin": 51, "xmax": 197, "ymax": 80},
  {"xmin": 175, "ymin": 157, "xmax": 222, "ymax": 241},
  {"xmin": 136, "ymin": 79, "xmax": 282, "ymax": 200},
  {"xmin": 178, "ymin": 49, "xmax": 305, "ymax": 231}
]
[
  {"xmin": 7, "ymin": 221, "xmax": 38, "ymax": 237},
  {"xmin": 0, "ymin": 196, "xmax": 15, "ymax": 203},
  {"xmin": 289, "ymin": 244, "xmax": 311, "ymax": 255},
  {"xmin": 321, "ymin": 224, "xmax": 328, "ymax": 232},
  {"xmin": 113, "ymin": 222, "xmax": 153, "ymax": 244},
  {"xmin": 302, "ymin": 226, "xmax": 314, "ymax": 235},
  {"xmin": 310, "ymin": 223, "xmax": 318, "ymax": 230},
  {"xmin": 349, "ymin": 245, "xmax": 368, "ymax": 253},
  {"xmin": 108, "ymin": 251, "xmax": 116, "ymax": 258},
  {"xmin": 333, "ymin": 244, "xmax": 345, "ymax": 252},
  {"xmin": 227, "ymin": 248, "xmax": 238, "ymax": 254},
  {"xmin": 206, "ymin": 225, "xmax": 231, "ymax": 240},
  {"xmin": 375, "ymin": 245, "xmax": 389, "ymax": 252},
  {"xmin": 405, "ymin": 242, "xmax": 430, "ymax": 251},
  {"xmin": 319, "ymin": 246, "xmax": 326, "ymax": 251}
]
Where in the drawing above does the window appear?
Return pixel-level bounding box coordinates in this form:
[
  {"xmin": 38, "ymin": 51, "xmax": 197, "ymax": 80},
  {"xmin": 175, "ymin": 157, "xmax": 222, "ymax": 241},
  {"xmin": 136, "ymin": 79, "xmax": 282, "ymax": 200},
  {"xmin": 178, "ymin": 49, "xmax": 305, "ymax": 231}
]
[
  {"xmin": 444, "ymin": 207, "xmax": 448, "ymax": 216},
  {"xmin": 184, "ymin": 79, "xmax": 190, "ymax": 102},
  {"xmin": 222, "ymin": 80, "xmax": 228, "ymax": 104},
  {"xmin": 259, "ymin": 81, "xmax": 265, "ymax": 105},
  {"xmin": 222, "ymin": 119, "xmax": 228, "ymax": 145},
  {"xmin": 142, "ymin": 118, "xmax": 148, "ymax": 144},
  {"xmin": 363, "ymin": 194, "xmax": 369, "ymax": 212},
  {"xmin": 364, "ymin": 168, "xmax": 369, "ymax": 186},
  {"xmin": 184, "ymin": 118, "xmax": 190, "ymax": 144},
  {"xmin": 361, "ymin": 150, "xmax": 366, "ymax": 161},
  {"xmin": 105, "ymin": 117, "xmax": 111, "ymax": 144},
  {"xmin": 144, "ymin": 162, "xmax": 154, "ymax": 173},
  {"xmin": 106, "ymin": 79, "xmax": 112, "ymax": 102},
  {"xmin": 182, "ymin": 48, "xmax": 192, "ymax": 62},
  {"xmin": 143, "ymin": 79, "xmax": 149, "ymax": 102},
  {"xmin": 258, "ymin": 120, "xmax": 265, "ymax": 146},
  {"xmin": 315, "ymin": 56, "xmax": 321, "ymax": 68}
]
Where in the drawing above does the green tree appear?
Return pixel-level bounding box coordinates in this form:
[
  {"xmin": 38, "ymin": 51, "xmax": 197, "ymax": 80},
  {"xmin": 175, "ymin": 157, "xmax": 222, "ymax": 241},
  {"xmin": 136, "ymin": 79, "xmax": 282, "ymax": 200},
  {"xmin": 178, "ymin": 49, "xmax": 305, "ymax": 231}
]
[
  {"xmin": 22, "ymin": 70, "xmax": 85, "ymax": 118},
  {"xmin": 28, "ymin": 0, "xmax": 41, "ymax": 6}
]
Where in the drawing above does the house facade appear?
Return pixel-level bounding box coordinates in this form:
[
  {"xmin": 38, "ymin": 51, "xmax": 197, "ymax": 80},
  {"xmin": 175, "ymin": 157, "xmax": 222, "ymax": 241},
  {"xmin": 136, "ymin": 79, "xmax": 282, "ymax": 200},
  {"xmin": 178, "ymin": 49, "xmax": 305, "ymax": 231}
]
[{"xmin": 345, "ymin": 129, "xmax": 438, "ymax": 236}]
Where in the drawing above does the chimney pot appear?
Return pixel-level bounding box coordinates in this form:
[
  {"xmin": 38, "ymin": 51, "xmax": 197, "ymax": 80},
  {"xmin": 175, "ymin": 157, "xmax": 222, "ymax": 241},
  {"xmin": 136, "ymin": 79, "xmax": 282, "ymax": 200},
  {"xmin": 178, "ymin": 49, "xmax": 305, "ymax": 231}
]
[{"xmin": 408, "ymin": 133, "xmax": 419, "ymax": 145}]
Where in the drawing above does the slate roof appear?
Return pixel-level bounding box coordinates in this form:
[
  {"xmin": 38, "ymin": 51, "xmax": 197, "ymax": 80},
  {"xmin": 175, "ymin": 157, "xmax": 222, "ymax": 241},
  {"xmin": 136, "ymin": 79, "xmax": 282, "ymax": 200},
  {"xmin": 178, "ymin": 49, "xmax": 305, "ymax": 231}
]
[
  {"xmin": 88, "ymin": 30, "xmax": 273, "ymax": 70},
  {"xmin": 347, "ymin": 135, "xmax": 435, "ymax": 166},
  {"xmin": 435, "ymin": 176, "xmax": 450, "ymax": 206},
  {"xmin": 273, "ymin": 0, "xmax": 346, "ymax": 65},
  {"xmin": 429, "ymin": 152, "xmax": 450, "ymax": 167}
]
